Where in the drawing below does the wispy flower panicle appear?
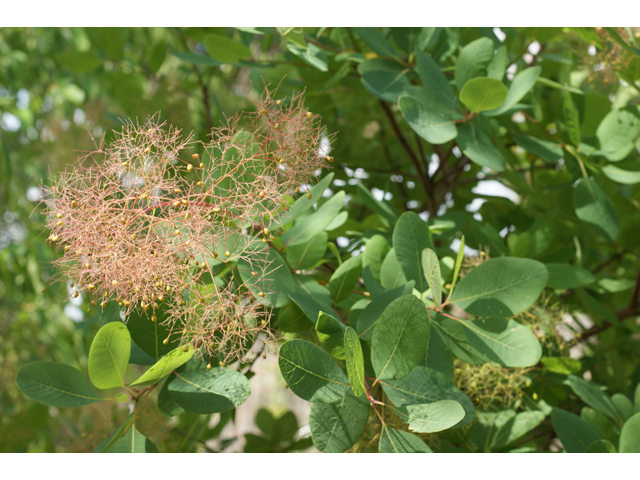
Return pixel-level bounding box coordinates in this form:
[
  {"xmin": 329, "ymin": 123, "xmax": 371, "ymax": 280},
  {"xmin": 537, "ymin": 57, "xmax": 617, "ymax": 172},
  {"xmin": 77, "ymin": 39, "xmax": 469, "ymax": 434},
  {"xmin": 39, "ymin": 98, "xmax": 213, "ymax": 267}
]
[{"xmin": 41, "ymin": 88, "xmax": 333, "ymax": 363}]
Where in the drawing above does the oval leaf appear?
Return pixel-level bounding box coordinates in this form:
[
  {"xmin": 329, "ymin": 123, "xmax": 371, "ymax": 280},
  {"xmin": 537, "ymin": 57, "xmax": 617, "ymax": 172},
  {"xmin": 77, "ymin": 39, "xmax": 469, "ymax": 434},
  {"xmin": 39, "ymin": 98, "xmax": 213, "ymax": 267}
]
[
  {"xmin": 395, "ymin": 400, "xmax": 465, "ymax": 433},
  {"xmin": 130, "ymin": 345, "xmax": 194, "ymax": 386},
  {"xmin": 379, "ymin": 426, "xmax": 432, "ymax": 453},
  {"xmin": 551, "ymin": 408, "xmax": 603, "ymax": 453},
  {"xmin": 459, "ymin": 77, "xmax": 508, "ymax": 113},
  {"xmin": 456, "ymin": 123, "xmax": 506, "ymax": 172},
  {"xmin": 372, "ymin": 295, "xmax": 431, "ymax": 381},
  {"xmin": 392, "ymin": 212, "xmax": 434, "ymax": 293},
  {"xmin": 168, "ymin": 368, "xmax": 250, "ymax": 414},
  {"xmin": 619, "ymin": 412, "xmax": 640, "ymax": 453},
  {"xmin": 278, "ymin": 339, "xmax": 350, "ymax": 403},
  {"xmin": 309, "ymin": 391, "xmax": 370, "ymax": 452},
  {"xmin": 450, "ymin": 257, "xmax": 548, "ymax": 316},
  {"xmin": 573, "ymin": 178, "xmax": 620, "ymax": 242},
  {"xmin": 399, "ymin": 95, "xmax": 459, "ymax": 145},
  {"xmin": 422, "ymin": 248, "xmax": 442, "ymax": 306},
  {"xmin": 16, "ymin": 362, "xmax": 103, "ymax": 408},
  {"xmin": 88, "ymin": 321, "xmax": 131, "ymax": 389}
]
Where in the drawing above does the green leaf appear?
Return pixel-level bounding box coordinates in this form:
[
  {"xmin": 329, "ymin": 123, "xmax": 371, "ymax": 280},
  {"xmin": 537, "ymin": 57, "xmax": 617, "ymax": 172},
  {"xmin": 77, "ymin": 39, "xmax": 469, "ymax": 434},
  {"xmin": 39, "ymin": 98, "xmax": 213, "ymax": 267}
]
[
  {"xmin": 450, "ymin": 257, "xmax": 548, "ymax": 316},
  {"xmin": 415, "ymin": 50, "xmax": 458, "ymax": 109},
  {"xmin": 277, "ymin": 27, "xmax": 306, "ymax": 47},
  {"xmin": 88, "ymin": 322, "xmax": 131, "ymax": 389},
  {"xmin": 125, "ymin": 308, "xmax": 181, "ymax": 361},
  {"xmin": 256, "ymin": 409, "xmax": 298, "ymax": 443},
  {"xmin": 459, "ymin": 77, "xmax": 508, "ymax": 113},
  {"xmin": 287, "ymin": 43, "xmax": 328, "ymax": 72},
  {"xmin": 586, "ymin": 439, "xmax": 617, "ymax": 453},
  {"xmin": 379, "ymin": 426, "xmax": 433, "ymax": 452},
  {"xmin": 278, "ymin": 339, "xmax": 350, "ymax": 403},
  {"xmin": 286, "ymin": 231, "xmax": 327, "ymax": 271},
  {"xmin": 421, "ymin": 248, "xmax": 442, "ymax": 306},
  {"xmin": 328, "ymin": 255, "xmax": 362, "ymax": 304},
  {"xmin": 16, "ymin": 362, "xmax": 103, "ymax": 408},
  {"xmin": 358, "ymin": 59, "xmax": 411, "ymax": 102},
  {"xmin": 442, "ymin": 316, "xmax": 542, "ymax": 367},
  {"xmin": 514, "ymin": 135, "xmax": 563, "ymax": 162},
  {"xmin": 491, "ymin": 411, "xmax": 546, "ymax": 449},
  {"xmin": 309, "ymin": 390, "xmax": 370, "ymax": 452},
  {"xmin": 380, "ymin": 248, "xmax": 408, "ymax": 290},
  {"xmin": 563, "ymin": 93, "xmax": 581, "ymax": 148},
  {"xmin": 362, "ymin": 234, "xmax": 390, "ymax": 283},
  {"xmin": 281, "ymin": 192, "xmax": 344, "ymax": 247},
  {"xmin": 602, "ymin": 164, "xmax": 640, "ymax": 184},
  {"xmin": 545, "ymin": 263, "xmax": 596, "ymax": 289},
  {"xmin": 168, "ymin": 369, "xmax": 250, "ymax": 414},
  {"xmin": 380, "ymin": 367, "xmax": 475, "ymax": 428},
  {"xmin": 354, "ymin": 28, "xmax": 397, "ymax": 58},
  {"xmin": 289, "ymin": 291, "xmax": 335, "ymax": 324},
  {"xmin": 456, "ymin": 123, "xmax": 506, "ymax": 172},
  {"xmin": 451, "ymin": 257, "xmax": 548, "ymax": 316},
  {"xmin": 568, "ymin": 375, "xmax": 623, "ymax": 424},
  {"xmin": 399, "ymin": 95, "xmax": 459, "ymax": 145},
  {"xmin": 356, "ymin": 282, "xmax": 415, "ymax": 341},
  {"xmin": 55, "ymin": 51, "xmax": 102, "ymax": 73},
  {"xmin": 278, "ymin": 174, "xmax": 334, "ymax": 226},
  {"xmin": 130, "ymin": 345, "xmax": 194, "ymax": 386},
  {"xmin": 573, "ymin": 178, "xmax": 620, "ymax": 242},
  {"xmin": 106, "ymin": 426, "xmax": 159, "ymax": 453},
  {"xmin": 596, "ymin": 107, "xmax": 640, "ymax": 161},
  {"xmin": 619, "ymin": 412, "xmax": 640, "ymax": 453},
  {"xmin": 371, "ymin": 295, "xmax": 431, "ymax": 381},
  {"xmin": 424, "ymin": 326, "xmax": 454, "ymax": 378},
  {"xmin": 344, "ymin": 327, "xmax": 366, "ymax": 397},
  {"xmin": 393, "ymin": 212, "xmax": 435, "ymax": 293},
  {"xmin": 85, "ymin": 27, "xmax": 126, "ymax": 61},
  {"xmin": 455, "ymin": 37, "xmax": 495, "ymax": 90},
  {"xmin": 395, "ymin": 400, "xmax": 465, "ymax": 433},
  {"xmin": 203, "ymin": 33, "xmax": 251, "ymax": 63},
  {"xmin": 485, "ymin": 66, "xmax": 541, "ymax": 116},
  {"xmin": 239, "ymin": 246, "xmax": 297, "ymax": 308},
  {"xmin": 157, "ymin": 376, "xmax": 184, "ymax": 417},
  {"xmin": 316, "ymin": 311, "xmax": 346, "ymax": 360},
  {"xmin": 541, "ymin": 357, "xmax": 582, "ymax": 375},
  {"xmin": 551, "ymin": 408, "xmax": 603, "ymax": 453},
  {"xmin": 446, "ymin": 235, "xmax": 465, "ymax": 302},
  {"xmin": 93, "ymin": 414, "xmax": 134, "ymax": 452},
  {"xmin": 536, "ymin": 76, "xmax": 583, "ymax": 95},
  {"xmin": 487, "ymin": 45, "xmax": 507, "ymax": 80},
  {"xmin": 612, "ymin": 394, "xmax": 635, "ymax": 422}
]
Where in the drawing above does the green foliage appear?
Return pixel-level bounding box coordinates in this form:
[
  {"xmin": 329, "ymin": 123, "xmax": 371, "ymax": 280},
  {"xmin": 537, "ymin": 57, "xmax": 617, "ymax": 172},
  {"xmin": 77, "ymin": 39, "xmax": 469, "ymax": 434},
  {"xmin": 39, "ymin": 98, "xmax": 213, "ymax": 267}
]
[{"xmin": 5, "ymin": 26, "xmax": 640, "ymax": 453}]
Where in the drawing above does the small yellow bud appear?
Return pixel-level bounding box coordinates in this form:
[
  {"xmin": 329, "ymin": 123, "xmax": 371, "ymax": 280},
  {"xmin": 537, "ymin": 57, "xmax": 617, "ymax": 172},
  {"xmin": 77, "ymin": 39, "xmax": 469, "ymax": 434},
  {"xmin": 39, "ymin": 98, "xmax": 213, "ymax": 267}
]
[
  {"xmin": 163, "ymin": 338, "xmax": 169, "ymax": 345},
  {"xmin": 326, "ymin": 156, "xmax": 334, "ymax": 163},
  {"xmin": 212, "ymin": 251, "xmax": 218, "ymax": 258},
  {"xmin": 173, "ymin": 201, "xmax": 180, "ymax": 207},
  {"xmin": 121, "ymin": 217, "xmax": 127, "ymax": 225},
  {"xmin": 91, "ymin": 300, "xmax": 97, "ymax": 306},
  {"xmin": 49, "ymin": 235, "xmax": 59, "ymax": 242},
  {"xmin": 121, "ymin": 162, "xmax": 129, "ymax": 167},
  {"xmin": 187, "ymin": 164, "xmax": 193, "ymax": 171},
  {"xmin": 261, "ymin": 109, "xmax": 268, "ymax": 115},
  {"xmin": 112, "ymin": 280, "xmax": 118, "ymax": 286},
  {"xmin": 533, "ymin": 392, "xmax": 538, "ymax": 401},
  {"xmin": 100, "ymin": 301, "xmax": 106, "ymax": 308},
  {"xmin": 199, "ymin": 163, "xmax": 204, "ymax": 168},
  {"xmin": 262, "ymin": 353, "xmax": 267, "ymax": 359},
  {"xmin": 306, "ymin": 191, "xmax": 312, "ymax": 199},
  {"xmin": 131, "ymin": 234, "xmax": 136, "ymax": 240},
  {"xmin": 213, "ymin": 207, "xmax": 221, "ymax": 213},
  {"xmin": 181, "ymin": 199, "xmax": 188, "ymax": 205},
  {"xmin": 151, "ymin": 315, "xmax": 157, "ymax": 322},
  {"xmin": 192, "ymin": 153, "xmax": 200, "ymax": 161},
  {"xmin": 185, "ymin": 239, "xmax": 191, "ymax": 246},
  {"xmin": 64, "ymin": 245, "xmax": 71, "ymax": 251},
  {"xmin": 206, "ymin": 363, "xmax": 212, "ymax": 370},
  {"xmin": 153, "ymin": 302, "xmax": 159, "ymax": 309},
  {"xmin": 174, "ymin": 188, "xmax": 181, "ymax": 193},
  {"xmin": 274, "ymin": 123, "xmax": 279, "ymax": 129},
  {"xmin": 157, "ymin": 295, "xmax": 164, "ymax": 303},
  {"xmin": 144, "ymin": 147, "xmax": 150, "ymax": 154},
  {"xmin": 179, "ymin": 300, "xmax": 186, "ymax": 306},
  {"xmin": 73, "ymin": 291, "xmax": 79, "ymax": 298},
  {"xmin": 56, "ymin": 213, "xmax": 62, "ymax": 219},
  {"xmin": 294, "ymin": 186, "xmax": 300, "ymax": 193},
  {"xmin": 278, "ymin": 157, "xmax": 285, "ymax": 164},
  {"xmin": 135, "ymin": 286, "xmax": 140, "ymax": 293},
  {"xmin": 71, "ymin": 200, "xmax": 77, "ymax": 208},
  {"xmin": 118, "ymin": 301, "xmax": 123, "ymax": 306},
  {"xmin": 166, "ymin": 286, "xmax": 171, "ymax": 292},
  {"xmin": 143, "ymin": 305, "xmax": 149, "ymax": 311},
  {"xmin": 258, "ymin": 191, "xmax": 265, "ymax": 198},
  {"xmin": 251, "ymin": 271, "xmax": 258, "ymax": 277},
  {"xmin": 307, "ymin": 112, "xmax": 312, "ymax": 118},
  {"xmin": 220, "ymin": 361, "xmax": 226, "ymax": 367},
  {"xmin": 269, "ymin": 235, "xmax": 274, "ymax": 240},
  {"xmin": 225, "ymin": 250, "xmax": 231, "ymax": 258},
  {"xmin": 262, "ymin": 237, "xmax": 268, "ymax": 243},
  {"xmin": 263, "ymin": 228, "xmax": 269, "ymax": 235},
  {"xmin": 258, "ymin": 292, "xmax": 266, "ymax": 298},
  {"xmin": 174, "ymin": 229, "xmax": 180, "ymax": 236},
  {"xmin": 123, "ymin": 300, "xmax": 131, "ymax": 307},
  {"xmin": 88, "ymin": 284, "xmax": 95, "ymax": 291},
  {"xmin": 197, "ymin": 181, "xmax": 204, "ymax": 186}
]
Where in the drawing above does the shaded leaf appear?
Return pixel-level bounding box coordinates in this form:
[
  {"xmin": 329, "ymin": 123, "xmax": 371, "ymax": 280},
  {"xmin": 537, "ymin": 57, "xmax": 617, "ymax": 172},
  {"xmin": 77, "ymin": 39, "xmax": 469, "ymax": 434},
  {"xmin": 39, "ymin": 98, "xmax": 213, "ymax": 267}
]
[
  {"xmin": 393, "ymin": 212, "xmax": 434, "ymax": 292},
  {"xmin": 309, "ymin": 391, "xmax": 369, "ymax": 452},
  {"xmin": 379, "ymin": 426, "xmax": 432, "ymax": 453},
  {"xmin": 168, "ymin": 369, "xmax": 250, "ymax": 414},
  {"xmin": 130, "ymin": 345, "xmax": 194, "ymax": 387}
]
